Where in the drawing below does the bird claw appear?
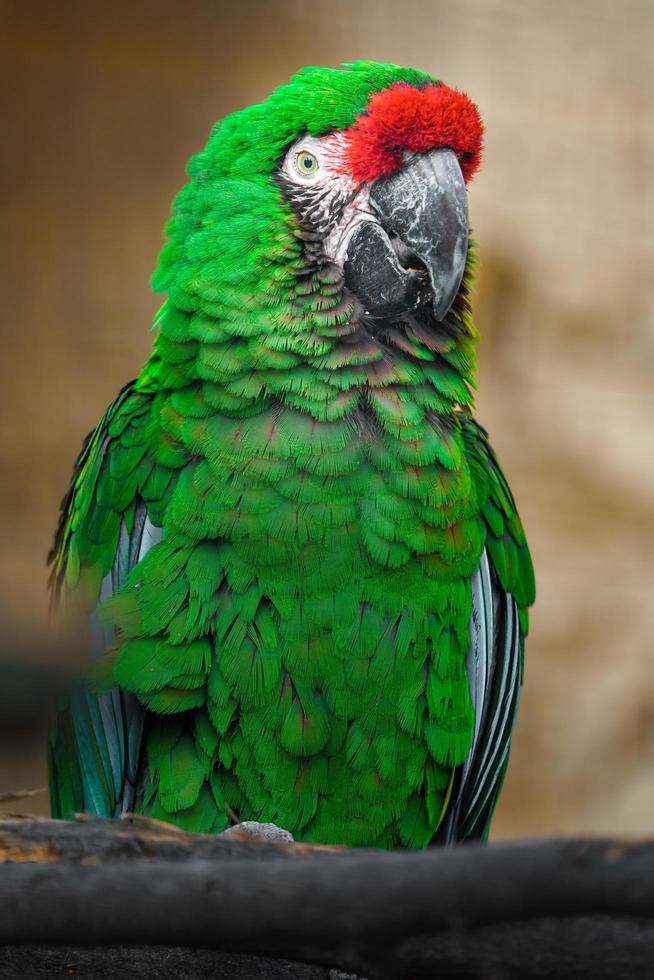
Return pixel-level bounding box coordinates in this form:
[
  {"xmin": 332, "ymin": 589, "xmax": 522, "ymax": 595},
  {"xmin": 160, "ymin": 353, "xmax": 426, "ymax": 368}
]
[{"xmin": 219, "ymin": 820, "xmax": 295, "ymax": 844}]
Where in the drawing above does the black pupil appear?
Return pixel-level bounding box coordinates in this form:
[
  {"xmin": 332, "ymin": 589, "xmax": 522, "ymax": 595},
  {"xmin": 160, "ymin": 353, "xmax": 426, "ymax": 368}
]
[{"xmin": 301, "ymin": 155, "xmax": 313, "ymax": 170}]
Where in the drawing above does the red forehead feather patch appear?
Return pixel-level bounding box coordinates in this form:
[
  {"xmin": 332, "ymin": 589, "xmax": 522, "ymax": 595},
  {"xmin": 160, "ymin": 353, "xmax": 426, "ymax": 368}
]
[{"xmin": 344, "ymin": 82, "xmax": 484, "ymax": 185}]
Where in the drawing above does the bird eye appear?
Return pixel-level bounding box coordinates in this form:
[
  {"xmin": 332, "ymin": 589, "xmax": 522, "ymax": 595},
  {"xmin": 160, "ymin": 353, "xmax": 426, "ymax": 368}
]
[{"xmin": 295, "ymin": 150, "xmax": 319, "ymax": 176}]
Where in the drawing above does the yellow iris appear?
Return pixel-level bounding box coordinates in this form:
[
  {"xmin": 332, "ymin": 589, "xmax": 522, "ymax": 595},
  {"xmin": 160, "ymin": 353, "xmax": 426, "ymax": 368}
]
[{"xmin": 295, "ymin": 150, "xmax": 319, "ymax": 176}]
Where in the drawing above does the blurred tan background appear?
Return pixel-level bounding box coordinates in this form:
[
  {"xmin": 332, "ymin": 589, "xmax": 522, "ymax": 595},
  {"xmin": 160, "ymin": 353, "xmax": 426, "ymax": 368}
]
[{"xmin": 1, "ymin": 0, "xmax": 652, "ymax": 838}]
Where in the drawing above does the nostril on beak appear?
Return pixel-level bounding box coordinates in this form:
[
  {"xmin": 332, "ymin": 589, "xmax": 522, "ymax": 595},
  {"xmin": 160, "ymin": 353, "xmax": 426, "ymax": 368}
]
[{"xmin": 389, "ymin": 235, "xmax": 429, "ymax": 278}]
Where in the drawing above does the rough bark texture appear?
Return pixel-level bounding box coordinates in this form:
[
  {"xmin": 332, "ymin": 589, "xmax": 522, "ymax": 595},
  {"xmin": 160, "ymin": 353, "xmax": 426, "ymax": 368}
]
[
  {"xmin": 1, "ymin": 818, "xmax": 654, "ymax": 978},
  {"xmin": 0, "ymin": 947, "xmax": 333, "ymax": 980}
]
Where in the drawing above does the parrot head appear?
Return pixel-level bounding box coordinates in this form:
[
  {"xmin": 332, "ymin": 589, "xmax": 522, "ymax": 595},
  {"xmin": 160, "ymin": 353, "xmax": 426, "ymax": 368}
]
[
  {"xmin": 278, "ymin": 80, "xmax": 481, "ymax": 322},
  {"xmin": 150, "ymin": 62, "xmax": 484, "ymax": 408}
]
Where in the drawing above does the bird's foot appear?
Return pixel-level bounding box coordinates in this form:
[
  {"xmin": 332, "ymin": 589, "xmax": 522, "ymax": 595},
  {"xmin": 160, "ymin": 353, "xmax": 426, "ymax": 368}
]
[{"xmin": 219, "ymin": 821, "xmax": 295, "ymax": 844}]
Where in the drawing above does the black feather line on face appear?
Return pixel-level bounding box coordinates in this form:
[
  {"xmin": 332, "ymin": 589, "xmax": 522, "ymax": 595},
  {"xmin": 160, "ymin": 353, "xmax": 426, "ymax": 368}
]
[{"xmin": 276, "ymin": 173, "xmax": 358, "ymax": 242}]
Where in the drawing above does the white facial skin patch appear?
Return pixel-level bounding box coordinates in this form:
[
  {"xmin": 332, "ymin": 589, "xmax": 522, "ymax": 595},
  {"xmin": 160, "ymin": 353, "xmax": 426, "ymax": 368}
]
[{"xmin": 280, "ymin": 134, "xmax": 376, "ymax": 266}]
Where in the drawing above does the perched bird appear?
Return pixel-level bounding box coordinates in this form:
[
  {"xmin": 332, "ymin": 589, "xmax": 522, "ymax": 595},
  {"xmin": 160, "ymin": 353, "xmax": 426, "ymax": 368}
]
[{"xmin": 48, "ymin": 61, "xmax": 535, "ymax": 847}]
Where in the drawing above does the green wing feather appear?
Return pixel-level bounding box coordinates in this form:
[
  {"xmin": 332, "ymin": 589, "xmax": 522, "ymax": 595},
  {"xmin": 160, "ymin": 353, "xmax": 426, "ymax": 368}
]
[
  {"xmin": 438, "ymin": 416, "xmax": 535, "ymax": 842},
  {"xmin": 462, "ymin": 416, "xmax": 536, "ymax": 630},
  {"xmin": 48, "ymin": 381, "xmax": 165, "ymax": 819}
]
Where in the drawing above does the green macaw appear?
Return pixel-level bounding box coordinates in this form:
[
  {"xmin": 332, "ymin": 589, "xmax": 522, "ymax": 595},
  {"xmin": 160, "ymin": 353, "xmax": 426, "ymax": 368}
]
[{"xmin": 48, "ymin": 61, "xmax": 535, "ymax": 847}]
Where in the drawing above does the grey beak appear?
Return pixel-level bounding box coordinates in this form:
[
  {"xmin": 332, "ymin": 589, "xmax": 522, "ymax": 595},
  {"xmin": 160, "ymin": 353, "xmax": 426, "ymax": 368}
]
[{"xmin": 344, "ymin": 148, "xmax": 469, "ymax": 321}]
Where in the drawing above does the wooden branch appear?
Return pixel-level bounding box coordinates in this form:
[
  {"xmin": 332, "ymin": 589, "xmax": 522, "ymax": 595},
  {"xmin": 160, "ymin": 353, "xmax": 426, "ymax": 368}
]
[
  {"xmin": 0, "ymin": 946, "xmax": 334, "ymax": 980},
  {"xmin": 1, "ymin": 818, "xmax": 654, "ymax": 979}
]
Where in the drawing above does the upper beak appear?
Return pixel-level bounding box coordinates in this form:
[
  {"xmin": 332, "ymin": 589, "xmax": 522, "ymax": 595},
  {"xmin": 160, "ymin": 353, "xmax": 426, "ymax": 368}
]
[{"xmin": 343, "ymin": 147, "xmax": 469, "ymax": 322}]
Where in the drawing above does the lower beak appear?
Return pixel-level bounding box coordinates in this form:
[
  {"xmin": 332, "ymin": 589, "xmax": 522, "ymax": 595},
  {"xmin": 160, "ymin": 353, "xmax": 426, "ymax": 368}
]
[{"xmin": 344, "ymin": 147, "xmax": 469, "ymax": 322}]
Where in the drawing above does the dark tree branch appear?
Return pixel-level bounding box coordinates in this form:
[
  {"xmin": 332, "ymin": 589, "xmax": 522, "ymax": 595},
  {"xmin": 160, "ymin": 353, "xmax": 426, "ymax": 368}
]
[
  {"xmin": 0, "ymin": 946, "xmax": 334, "ymax": 980},
  {"xmin": 1, "ymin": 818, "xmax": 653, "ymax": 979}
]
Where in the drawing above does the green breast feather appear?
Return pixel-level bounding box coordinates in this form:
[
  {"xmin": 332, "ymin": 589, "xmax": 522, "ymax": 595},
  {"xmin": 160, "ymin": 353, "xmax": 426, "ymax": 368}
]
[{"xmin": 48, "ymin": 61, "xmax": 534, "ymax": 847}]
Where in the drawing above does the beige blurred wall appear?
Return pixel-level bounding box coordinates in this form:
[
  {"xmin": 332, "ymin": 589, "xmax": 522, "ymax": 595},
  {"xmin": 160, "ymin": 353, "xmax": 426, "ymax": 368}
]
[{"xmin": 1, "ymin": 0, "xmax": 653, "ymax": 837}]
